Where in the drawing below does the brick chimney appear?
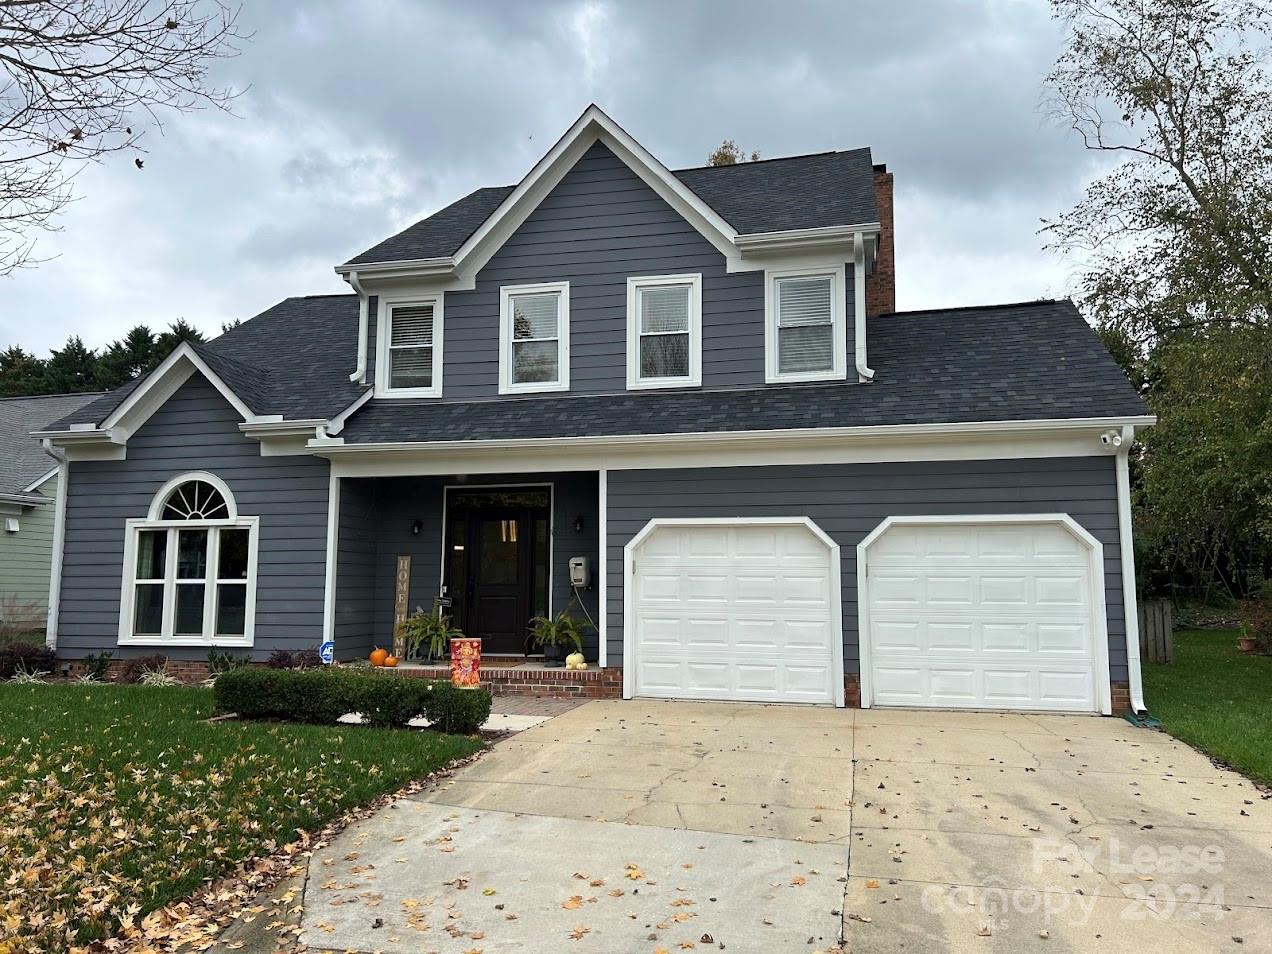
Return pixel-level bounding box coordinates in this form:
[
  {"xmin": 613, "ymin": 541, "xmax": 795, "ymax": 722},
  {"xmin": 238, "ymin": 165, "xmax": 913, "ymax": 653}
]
[{"xmin": 865, "ymin": 163, "xmax": 895, "ymax": 317}]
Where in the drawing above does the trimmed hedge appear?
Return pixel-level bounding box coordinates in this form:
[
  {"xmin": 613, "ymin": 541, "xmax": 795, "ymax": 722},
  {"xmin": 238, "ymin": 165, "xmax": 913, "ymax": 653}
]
[{"xmin": 212, "ymin": 667, "xmax": 492, "ymax": 734}]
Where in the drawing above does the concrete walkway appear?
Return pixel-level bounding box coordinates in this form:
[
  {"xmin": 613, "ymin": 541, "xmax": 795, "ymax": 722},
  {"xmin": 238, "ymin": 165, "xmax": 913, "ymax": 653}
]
[{"xmin": 299, "ymin": 701, "xmax": 1272, "ymax": 953}]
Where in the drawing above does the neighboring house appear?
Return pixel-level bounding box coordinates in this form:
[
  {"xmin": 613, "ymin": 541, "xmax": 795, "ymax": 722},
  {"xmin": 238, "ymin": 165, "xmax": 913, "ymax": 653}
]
[
  {"xmin": 0, "ymin": 392, "xmax": 102, "ymax": 631},
  {"xmin": 37, "ymin": 106, "xmax": 1153, "ymax": 714}
]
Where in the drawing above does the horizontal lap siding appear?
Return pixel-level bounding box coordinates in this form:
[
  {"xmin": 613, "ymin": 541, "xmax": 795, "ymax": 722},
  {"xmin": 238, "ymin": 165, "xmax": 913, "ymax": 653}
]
[
  {"xmin": 335, "ymin": 478, "xmax": 377, "ymax": 659},
  {"xmin": 605, "ymin": 457, "xmax": 1126, "ymax": 681},
  {"xmin": 0, "ymin": 475, "xmax": 58, "ymax": 619},
  {"xmin": 56, "ymin": 374, "xmax": 331, "ymax": 662}
]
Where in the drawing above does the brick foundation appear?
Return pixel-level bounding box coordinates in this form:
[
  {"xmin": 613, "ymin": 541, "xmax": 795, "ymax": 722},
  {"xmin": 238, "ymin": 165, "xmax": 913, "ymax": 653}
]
[
  {"xmin": 392, "ymin": 664, "xmax": 624, "ymax": 699},
  {"xmin": 844, "ymin": 672, "xmax": 861, "ymax": 708},
  {"xmin": 1111, "ymin": 681, "xmax": 1131, "ymax": 715},
  {"xmin": 67, "ymin": 659, "xmax": 213, "ymax": 683}
]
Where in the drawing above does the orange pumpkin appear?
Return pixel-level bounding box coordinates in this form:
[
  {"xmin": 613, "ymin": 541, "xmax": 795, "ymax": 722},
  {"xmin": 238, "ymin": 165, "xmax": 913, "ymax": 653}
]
[
  {"xmin": 383, "ymin": 655, "xmax": 399, "ymax": 668},
  {"xmin": 369, "ymin": 647, "xmax": 389, "ymax": 667}
]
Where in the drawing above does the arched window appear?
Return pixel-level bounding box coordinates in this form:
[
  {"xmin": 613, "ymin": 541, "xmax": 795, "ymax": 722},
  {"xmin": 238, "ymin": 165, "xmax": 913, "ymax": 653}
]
[{"xmin": 120, "ymin": 473, "xmax": 258, "ymax": 646}]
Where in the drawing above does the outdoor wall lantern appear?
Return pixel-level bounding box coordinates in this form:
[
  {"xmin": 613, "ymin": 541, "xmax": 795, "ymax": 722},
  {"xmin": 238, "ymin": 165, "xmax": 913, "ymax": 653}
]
[
  {"xmin": 574, "ymin": 515, "xmax": 585, "ymax": 534},
  {"xmin": 411, "ymin": 519, "xmax": 423, "ymax": 536}
]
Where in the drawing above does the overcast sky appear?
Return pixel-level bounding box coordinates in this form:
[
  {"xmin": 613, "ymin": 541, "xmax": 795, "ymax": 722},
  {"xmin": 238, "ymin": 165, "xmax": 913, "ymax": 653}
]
[{"xmin": 1, "ymin": 0, "xmax": 1110, "ymax": 355}]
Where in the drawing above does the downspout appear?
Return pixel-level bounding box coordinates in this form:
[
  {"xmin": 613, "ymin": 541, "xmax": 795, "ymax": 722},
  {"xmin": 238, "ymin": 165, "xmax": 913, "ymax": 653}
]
[
  {"xmin": 42, "ymin": 439, "xmax": 68, "ymax": 653},
  {"xmin": 852, "ymin": 232, "xmax": 875, "ymax": 382},
  {"xmin": 1115, "ymin": 424, "xmax": 1147, "ymax": 714},
  {"xmin": 347, "ymin": 270, "xmax": 368, "ymax": 384}
]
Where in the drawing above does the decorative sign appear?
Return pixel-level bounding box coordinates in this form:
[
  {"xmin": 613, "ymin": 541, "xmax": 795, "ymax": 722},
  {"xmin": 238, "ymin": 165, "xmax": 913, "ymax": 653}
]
[
  {"xmin": 393, "ymin": 555, "xmax": 411, "ymax": 658},
  {"xmin": 450, "ymin": 638, "xmax": 481, "ymax": 689},
  {"xmin": 318, "ymin": 641, "xmax": 334, "ymax": 665}
]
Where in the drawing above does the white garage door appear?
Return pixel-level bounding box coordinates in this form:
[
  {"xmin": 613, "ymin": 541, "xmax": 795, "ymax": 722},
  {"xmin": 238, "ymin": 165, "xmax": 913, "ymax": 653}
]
[
  {"xmin": 628, "ymin": 520, "xmax": 840, "ymax": 704},
  {"xmin": 863, "ymin": 518, "xmax": 1105, "ymax": 713}
]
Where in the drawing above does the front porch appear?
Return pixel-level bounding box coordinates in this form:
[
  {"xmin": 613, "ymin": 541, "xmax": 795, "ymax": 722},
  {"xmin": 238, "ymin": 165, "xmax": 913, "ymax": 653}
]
[{"xmin": 330, "ymin": 471, "xmax": 608, "ymax": 677}]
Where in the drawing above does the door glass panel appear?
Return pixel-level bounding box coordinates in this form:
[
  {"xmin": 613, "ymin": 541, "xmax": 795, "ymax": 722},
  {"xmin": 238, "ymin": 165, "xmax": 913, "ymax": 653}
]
[
  {"xmin": 175, "ymin": 582, "xmax": 205, "ymax": 635},
  {"xmin": 177, "ymin": 528, "xmax": 208, "ymax": 579},
  {"xmin": 135, "ymin": 530, "xmax": 167, "ymax": 579},
  {"xmin": 133, "ymin": 583, "xmax": 164, "ymax": 635},
  {"xmin": 216, "ymin": 583, "xmax": 246, "ymax": 636},
  {"xmin": 218, "ymin": 528, "xmax": 249, "ymax": 580},
  {"xmin": 478, "ymin": 518, "xmax": 519, "ymax": 585}
]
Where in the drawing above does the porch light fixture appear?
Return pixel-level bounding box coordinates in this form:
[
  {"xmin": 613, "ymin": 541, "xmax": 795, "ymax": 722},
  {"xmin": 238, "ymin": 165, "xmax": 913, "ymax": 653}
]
[
  {"xmin": 574, "ymin": 515, "xmax": 585, "ymax": 534},
  {"xmin": 411, "ymin": 519, "xmax": 423, "ymax": 536}
]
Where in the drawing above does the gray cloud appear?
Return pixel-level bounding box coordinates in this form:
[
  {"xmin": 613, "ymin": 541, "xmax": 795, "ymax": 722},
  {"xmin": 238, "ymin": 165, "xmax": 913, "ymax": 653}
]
[{"xmin": 0, "ymin": 0, "xmax": 1096, "ymax": 354}]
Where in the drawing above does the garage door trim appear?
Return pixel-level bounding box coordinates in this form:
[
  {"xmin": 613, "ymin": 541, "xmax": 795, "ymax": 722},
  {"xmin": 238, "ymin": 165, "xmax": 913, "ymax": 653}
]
[
  {"xmin": 623, "ymin": 516, "xmax": 845, "ymax": 706},
  {"xmin": 857, "ymin": 514, "xmax": 1112, "ymax": 714}
]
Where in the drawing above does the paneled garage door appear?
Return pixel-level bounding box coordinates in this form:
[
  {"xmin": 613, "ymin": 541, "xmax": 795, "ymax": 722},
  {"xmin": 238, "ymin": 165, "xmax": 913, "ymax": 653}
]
[
  {"xmin": 862, "ymin": 518, "xmax": 1106, "ymax": 713},
  {"xmin": 627, "ymin": 520, "xmax": 840, "ymax": 704}
]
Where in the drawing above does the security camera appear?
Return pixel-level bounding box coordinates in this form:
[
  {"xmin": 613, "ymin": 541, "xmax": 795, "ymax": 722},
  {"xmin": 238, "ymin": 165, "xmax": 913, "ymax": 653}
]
[{"xmin": 1100, "ymin": 430, "xmax": 1123, "ymax": 447}]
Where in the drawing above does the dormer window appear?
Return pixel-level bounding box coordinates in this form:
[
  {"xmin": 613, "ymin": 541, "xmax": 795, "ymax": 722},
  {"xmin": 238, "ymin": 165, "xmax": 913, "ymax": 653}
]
[
  {"xmin": 626, "ymin": 274, "xmax": 702, "ymax": 390},
  {"xmin": 499, "ymin": 282, "xmax": 570, "ymax": 394},
  {"xmin": 764, "ymin": 264, "xmax": 847, "ymax": 383},
  {"xmin": 377, "ymin": 296, "xmax": 444, "ymax": 397}
]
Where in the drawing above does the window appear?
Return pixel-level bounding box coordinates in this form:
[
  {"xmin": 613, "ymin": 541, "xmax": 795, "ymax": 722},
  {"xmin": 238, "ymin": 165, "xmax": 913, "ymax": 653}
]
[
  {"xmin": 119, "ymin": 473, "xmax": 258, "ymax": 646},
  {"xmin": 377, "ymin": 296, "xmax": 443, "ymax": 396},
  {"xmin": 626, "ymin": 274, "xmax": 702, "ymax": 389},
  {"xmin": 499, "ymin": 282, "xmax": 569, "ymax": 393},
  {"xmin": 764, "ymin": 264, "xmax": 847, "ymax": 383}
]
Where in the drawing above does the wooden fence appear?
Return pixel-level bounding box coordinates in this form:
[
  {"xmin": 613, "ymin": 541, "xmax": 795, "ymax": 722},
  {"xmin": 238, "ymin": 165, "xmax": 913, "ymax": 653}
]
[{"xmin": 1138, "ymin": 599, "xmax": 1174, "ymax": 664}]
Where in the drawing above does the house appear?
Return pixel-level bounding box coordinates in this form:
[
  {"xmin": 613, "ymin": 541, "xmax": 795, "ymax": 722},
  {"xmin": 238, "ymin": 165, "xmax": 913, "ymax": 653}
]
[
  {"xmin": 1, "ymin": 392, "xmax": 102, "ymax": 633},
  {"xmin": 36, "ymin": 106, "xmax": 1153, "ymax": 714}
]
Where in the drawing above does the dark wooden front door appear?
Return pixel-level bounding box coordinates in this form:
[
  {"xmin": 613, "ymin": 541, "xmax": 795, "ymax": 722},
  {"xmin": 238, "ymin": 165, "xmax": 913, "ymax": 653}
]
[{"xmin": 467, "ymin": 511, "xmax": 529, "ymax": 654}]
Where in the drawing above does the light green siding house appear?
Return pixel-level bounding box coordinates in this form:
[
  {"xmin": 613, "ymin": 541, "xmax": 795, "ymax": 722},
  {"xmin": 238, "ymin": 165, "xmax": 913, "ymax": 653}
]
[{"xmin": 0, "ymin": 393, "xmax": 102, "ymax": 634}]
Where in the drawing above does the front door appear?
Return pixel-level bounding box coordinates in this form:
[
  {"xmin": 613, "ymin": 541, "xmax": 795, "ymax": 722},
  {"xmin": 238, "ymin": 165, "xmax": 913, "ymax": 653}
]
[{"xmin": 444, "ymin": 489, "xmax": 551, "ymax": 655}]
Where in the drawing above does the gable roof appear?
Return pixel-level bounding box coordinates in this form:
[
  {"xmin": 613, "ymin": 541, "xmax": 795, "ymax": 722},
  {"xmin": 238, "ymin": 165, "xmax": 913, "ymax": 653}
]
[
  {"xmin": 342, "ymin": 148, "xmax": 878, "ymax": 269},
  {"xmin": 334, "ymin": 300, "xmax": 1148, "ymax": 445},
  {"xmin": 0, "ymin": 392, "xmax": 101, "ymax": 496}
]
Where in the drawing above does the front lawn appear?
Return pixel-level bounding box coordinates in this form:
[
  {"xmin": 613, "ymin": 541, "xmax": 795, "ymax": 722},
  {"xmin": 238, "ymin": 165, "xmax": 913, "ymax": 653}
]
[
  {"xmin": 1143, "ymin": 628, "xmax": 1272, "ymax": 787},
  {"xmin": 0, "ymin": 683, "xmax": 482, "ymax": 950}
]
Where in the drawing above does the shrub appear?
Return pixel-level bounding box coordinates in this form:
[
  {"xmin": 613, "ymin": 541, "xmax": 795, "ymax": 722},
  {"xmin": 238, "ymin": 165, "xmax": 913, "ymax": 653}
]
[
  {"xmin": 207, "ymin": 648, "xmax": 250, "ymax": 675},
  {"xmin": 212, "ymin": 667, "xmax": 492, "ymax": 733},
  {"xmin": 1241, "ymin": 597, "xmax": 1272, "ymax": 653},
  {"xmin": 117, "ymin": 654, "xmax": 169, "ymax": 684},
  {"xmin": 0, "ymin": 642, "xmax": 56, "ymax": 679},
  {"xmin": 266, "ymin": 650, "xmax": 295, "ymax": 669},
  {"xmin": 80, "ymin": 651, "xmax": 113, "ymax": 681}
]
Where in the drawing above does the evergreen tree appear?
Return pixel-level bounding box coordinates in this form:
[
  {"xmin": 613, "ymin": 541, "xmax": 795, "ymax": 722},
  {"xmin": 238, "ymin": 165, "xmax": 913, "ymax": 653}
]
[
  {"xmin": 42, "ymin": 336, "xmax": 98, "ymax": 394},
  {"xmin": 96, "ymin": 325, "xmax": 158, "ymax": 389},
  {"xmin": 0, "ymin": 346, "xmax": 48, "ymax": 397}
]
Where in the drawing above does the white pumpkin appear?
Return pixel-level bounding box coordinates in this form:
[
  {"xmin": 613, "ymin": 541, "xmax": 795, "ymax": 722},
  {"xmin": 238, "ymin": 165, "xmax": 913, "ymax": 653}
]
[{"xmin": 565, "ymin": 652, "xmax": 587, "ymax": 671}]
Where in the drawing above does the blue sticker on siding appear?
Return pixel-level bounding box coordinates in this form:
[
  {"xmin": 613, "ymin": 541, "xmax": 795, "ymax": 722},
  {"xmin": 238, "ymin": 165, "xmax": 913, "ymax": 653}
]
[{"xmin": 319, "ymin": 641, "xmax": 334, "ymax": 664}]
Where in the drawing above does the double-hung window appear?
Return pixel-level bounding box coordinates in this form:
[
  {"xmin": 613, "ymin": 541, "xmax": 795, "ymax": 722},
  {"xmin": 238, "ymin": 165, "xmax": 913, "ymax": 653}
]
[
  {"xmin": 765, "ymin": 264, "xmax": 847, "ymax": 383},
  {"xmin": 626, "ymin": 274, "xmax": 702, "ymax": 389},
  {"xmin": 120, "ymin": 474, "xmax": 258, "ymax": 646},
  {"xmin": 378, "ymin": 296, "xmax": 443, "ymax": 396},
  {"xmin": 499, "ymin": 281, "xmax": 569, "ymax": 393}
]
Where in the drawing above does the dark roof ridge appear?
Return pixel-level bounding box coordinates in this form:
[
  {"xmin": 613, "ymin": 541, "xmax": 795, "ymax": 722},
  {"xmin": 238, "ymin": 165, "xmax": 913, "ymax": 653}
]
[
  {"xmin": 671, "ymin": 146, "xmax": 872, "ymax": 174},
  {"xmin": 880, "ymin": 298, "xmax": 1073, "ymax": 318},
  {"xmin": 0, "ymin": 390, "xmax": 108, "ymax": 402}
]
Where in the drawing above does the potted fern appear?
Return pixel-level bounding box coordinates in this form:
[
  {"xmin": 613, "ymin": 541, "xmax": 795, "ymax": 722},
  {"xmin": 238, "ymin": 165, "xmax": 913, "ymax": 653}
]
[
  {"xmin": 398, "ymin": 600, "xmax": 464, "ymax": 663},
  {"xmin": 529, "ymin": 606, "xmax": 588, "ymax": 668}
]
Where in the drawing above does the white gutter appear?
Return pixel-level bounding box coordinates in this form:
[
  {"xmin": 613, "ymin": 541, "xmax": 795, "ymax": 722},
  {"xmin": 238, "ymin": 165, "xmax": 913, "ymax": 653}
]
[
  {"xmin": 1115, "ymin": 424, "xmax": 1147, "ymax": 714},
  {"xmin": 323, "ymin": 387, "xmax": 375, "ymax": 438},
  {"xmin": 853, "ymin": 231, "xmax": 875, "ymax": 382},
  {"xmin": 42, "ymin": 439, "xmax": 68, "ymax": 652},
  {"xmin": 347, "ymin": 270, "xmax": 369, "ymax": 384}
]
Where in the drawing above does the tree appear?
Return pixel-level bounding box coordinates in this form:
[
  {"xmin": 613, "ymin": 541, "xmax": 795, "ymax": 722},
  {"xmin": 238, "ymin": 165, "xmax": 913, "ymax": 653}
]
[
  {"xmin": 0, "ymin": 345, "xmax": 45, "ymax": 396},
  {"xmin": 155, "ymin": 317, "xmax": 203, "ymax": 355},
  {"xmin": 96, "ymin": 324, "xmax": 157, "ymax": 388},
  {"xmin": 707, "ymin": 139, "xmax": 760, "ymax": 166},
  {"xmin": 0, "ymin": 1, "xmax": 245, "ymax": 274},
  {"xmin": 42, "ymin": 335, "xmax": 96, "ymax": 393},
  {"xmin": 1043, "ymin": 0, "xmax": 1272, "ymax": 343}
]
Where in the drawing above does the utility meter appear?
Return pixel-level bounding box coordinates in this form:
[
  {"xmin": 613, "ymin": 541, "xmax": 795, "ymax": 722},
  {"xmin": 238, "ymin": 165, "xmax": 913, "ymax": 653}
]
[{"xmin": 568, "ymin": 556, "xmax": 591, "ymax": 588}]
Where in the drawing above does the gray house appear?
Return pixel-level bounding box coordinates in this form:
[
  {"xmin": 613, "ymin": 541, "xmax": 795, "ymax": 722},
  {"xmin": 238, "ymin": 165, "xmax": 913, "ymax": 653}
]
[
  {"xmin": 1, "ymin": 392, "xmax": 101, "ymax": 630},
  {"xmin": 38, "ymin": 106, "xmax": 1153, "ymax": 714}
]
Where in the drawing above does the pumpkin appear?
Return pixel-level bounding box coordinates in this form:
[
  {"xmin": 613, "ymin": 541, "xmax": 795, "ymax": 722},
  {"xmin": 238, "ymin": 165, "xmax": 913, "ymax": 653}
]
[
  {"xmin": 383, "ymin": 654, "xmax": 399, "ymax": 668},
  {"xmin": 369, "ymin": 647, "xmax": 389, "ymax": 667},
  {"xmin": 565, "ymin": 652, "xmax": 586, "ymax": 671}
]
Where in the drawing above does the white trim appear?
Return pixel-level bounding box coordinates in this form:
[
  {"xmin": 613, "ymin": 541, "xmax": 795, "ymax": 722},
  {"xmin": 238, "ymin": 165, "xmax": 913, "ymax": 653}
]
[
  {"xmin": 22, "ymin": 467, "xmax": 59, "ymax": 494},
  {"xmin": 597, "ymin": 469, "xmax": 608, "ymax": 667},
  {"xmin": 375, "ymin": 293, "xmax": 445, "ymax": 398},
  {"xmin": 856, "ymin": 514, "xmax": 1112, "ymax": 715},
  {"xmin": 735, "ymin": 224, "xmax": 880, "ymax": 255},
  {"xmin": 625, "ymin": 273, "xmax": 702, "ymax": 390},
  {"xmin": 852, "ymin": 232, "xmax": 875, "ymax": 382},
  {"xmin": 764, "ymin": 263, "xmax": 848, "ymax": 384},
  {"xmin": 622, "ymin": 516, "xmax": 845, "ymax": 707},
  {"xmin": 438, "ymin": 482, "xmax": 556, "ymax": 623},
  {"xmin": 498, "ymin": 281, "xmax": 570, "ymax": 394},
  {"xmin": 1116, "ymin": 426, "xmax": 1146, "ymax": 713},
  {"xmin": 324, "ymin": 388, "xmax": 375, "ymax": 437},
  {"xmin": 147, "ymin": 471, "xmax": 238, "ymax": 521},
  {"xmin": 322, "ymin": 474, "xmax": 341, "ymax": 646},
  {"xmin": 43, "ymin": 447, "xmax": 68, "ymax": 650},
  {"xmin": 105, "ymin": 343, "xmax": 257, "ymax": 432}
]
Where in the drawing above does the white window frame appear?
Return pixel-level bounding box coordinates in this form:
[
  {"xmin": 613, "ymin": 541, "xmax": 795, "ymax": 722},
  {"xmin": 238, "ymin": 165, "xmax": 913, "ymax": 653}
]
[
  {"xmin": 625, "ymin": 273, "xmax": 702, "ymax": 390},
  {"xmin": 498, "ymin": 281, "xmax": 570, "ymax": 394},
  {"xmin": 375, "ymin": 293, "xmax": 444, "ymax": 398},
  {"xmin": 118, "ymin": 472, "xmax": 259, "ymax": 647},
  {"xmin": 764, "ymin": 262, "xmax": 848, "ymax": 384}
]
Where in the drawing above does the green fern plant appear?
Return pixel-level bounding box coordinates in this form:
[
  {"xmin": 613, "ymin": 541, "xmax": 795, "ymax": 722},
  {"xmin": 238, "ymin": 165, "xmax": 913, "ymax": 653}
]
[{"xmin": 398, "ymin": 601, "xmax": 465, "ymax": 660}]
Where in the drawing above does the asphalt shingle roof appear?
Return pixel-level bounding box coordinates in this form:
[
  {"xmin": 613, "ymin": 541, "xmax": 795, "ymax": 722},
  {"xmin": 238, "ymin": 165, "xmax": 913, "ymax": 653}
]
[
  {"xmin": 336, "ymin": 300, "xmax": 1147, "ymax": 445},
  {"xmin": 0, "ymin": 392, "xmax": 102, "ymax": 496},
  {"xmin": 342, "ymin": 148, "xmax": 879, "ymax": 267}
]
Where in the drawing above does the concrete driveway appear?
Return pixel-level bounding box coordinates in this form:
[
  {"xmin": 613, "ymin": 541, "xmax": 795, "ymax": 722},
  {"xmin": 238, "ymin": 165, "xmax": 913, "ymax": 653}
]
[{"xmin": 300, "ymin": 701, "xmax": 1272, "ymax": 953}]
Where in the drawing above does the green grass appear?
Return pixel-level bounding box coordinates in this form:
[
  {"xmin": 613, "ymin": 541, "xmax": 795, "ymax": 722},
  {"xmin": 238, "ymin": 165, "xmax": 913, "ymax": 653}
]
[
  {"xmin": 1143, "ymin": 628, "xmax": 1272, "ymax": 787},
  {"xmin": 0, "ymin": 683, "xmax": 482, "ymax": 949}
]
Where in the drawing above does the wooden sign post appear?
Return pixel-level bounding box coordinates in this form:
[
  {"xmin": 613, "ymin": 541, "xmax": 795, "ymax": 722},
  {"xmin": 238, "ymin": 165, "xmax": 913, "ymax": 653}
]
[{"xmin": 392, "ymin": 555, "xmax": 411, "ymax": 658}]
